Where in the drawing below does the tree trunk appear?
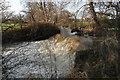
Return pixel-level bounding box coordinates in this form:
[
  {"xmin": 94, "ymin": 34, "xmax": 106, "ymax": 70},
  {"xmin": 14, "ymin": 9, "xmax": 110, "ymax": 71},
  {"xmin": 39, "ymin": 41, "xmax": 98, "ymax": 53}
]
[{"xmin": 89, "ymin": 2, "xmax": 101, "ymax": 33}]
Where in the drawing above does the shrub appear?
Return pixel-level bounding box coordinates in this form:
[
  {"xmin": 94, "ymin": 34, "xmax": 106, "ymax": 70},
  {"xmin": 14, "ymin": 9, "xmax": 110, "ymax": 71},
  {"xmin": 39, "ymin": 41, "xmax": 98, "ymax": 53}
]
[{"xmin": 2, "ymin": 22, "xmax": 60, "ymax": 45}]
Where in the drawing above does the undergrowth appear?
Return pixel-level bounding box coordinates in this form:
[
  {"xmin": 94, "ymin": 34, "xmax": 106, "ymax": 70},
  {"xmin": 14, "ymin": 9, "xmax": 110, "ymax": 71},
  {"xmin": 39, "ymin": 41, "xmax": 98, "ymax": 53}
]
[{"xmin": 2, "ymin": 22, "xmax": 60, "ymax": 45}]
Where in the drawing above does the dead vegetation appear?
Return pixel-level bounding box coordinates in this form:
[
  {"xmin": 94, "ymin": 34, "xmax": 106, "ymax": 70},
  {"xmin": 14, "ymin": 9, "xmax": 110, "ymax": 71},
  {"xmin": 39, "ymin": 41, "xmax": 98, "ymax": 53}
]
[{"xmin": 66, "ymin": 32, "xmax": 120, "ymax": 79}]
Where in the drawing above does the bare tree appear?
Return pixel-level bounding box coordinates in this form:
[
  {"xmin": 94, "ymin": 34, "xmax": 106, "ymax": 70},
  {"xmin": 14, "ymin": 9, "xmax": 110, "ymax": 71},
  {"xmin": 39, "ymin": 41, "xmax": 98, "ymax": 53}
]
[
  {"xmin": 88, "ymin": 2, "xmax": 101, "ymax": 32},
  {"xmin": 0, "ymin": 0, "xmax": 14, "ymax": 23},
  {"xmin": 22, "ymin": 1, "xmax": 73, "ymax": 26},
  {"xmin": 0, "ymin": 0, "xmax": 15, "ymax": 32}
]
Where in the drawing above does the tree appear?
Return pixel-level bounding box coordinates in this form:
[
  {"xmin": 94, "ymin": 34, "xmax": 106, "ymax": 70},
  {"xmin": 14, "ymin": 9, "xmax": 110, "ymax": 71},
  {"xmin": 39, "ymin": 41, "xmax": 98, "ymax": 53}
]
[
  {"xmin": 0, "ymin": 0, "xmax": 14, "ymax": 23},
  {"xmin": 22, "ymin": 1, "xmax": 73, "ymax": 26},
  {"xmin": 0, "ymin": 0, "xmax": 15, "ymax": 32},
  {"xmin": 89, "ymin": 2, "xmax": 100, "ymax": 31}
]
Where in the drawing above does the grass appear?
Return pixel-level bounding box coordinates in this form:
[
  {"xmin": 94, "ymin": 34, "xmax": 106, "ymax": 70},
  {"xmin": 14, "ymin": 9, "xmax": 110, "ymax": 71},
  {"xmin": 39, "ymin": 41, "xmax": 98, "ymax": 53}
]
[
  {"xmin": 1, "ymin": 23, "xmax": 22, "ymax": 31},
  {"xmin": 61, "ymin": 21, "xmax": 93, "ymax": 28},
  {"xmin": 104, "ymin": 27, "xmax": 119, "ymax": 31},
  {"xmin": 82, "ymin": 22, "xmax": 93, "ymax": 25},
  {"xmin": 74, "ymin": 22, "xmax": 93, "ymax": 27}
]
